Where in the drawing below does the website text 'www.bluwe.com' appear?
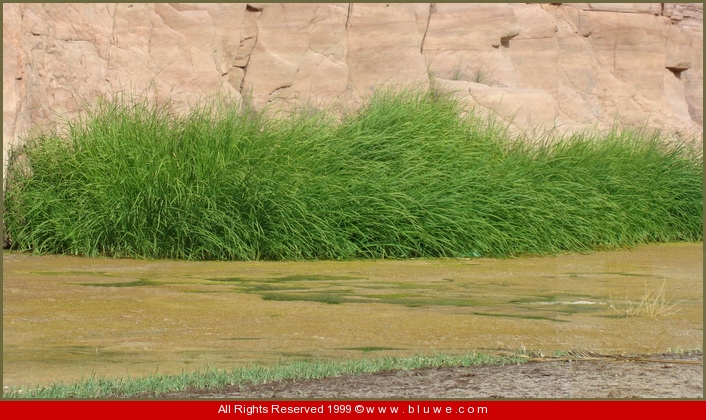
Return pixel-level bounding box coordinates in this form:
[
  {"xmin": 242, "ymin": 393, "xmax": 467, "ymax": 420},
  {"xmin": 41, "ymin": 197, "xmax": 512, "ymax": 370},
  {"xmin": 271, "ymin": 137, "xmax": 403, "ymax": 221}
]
[{"xmin": 221, "ymin": 403, "xmax": 488, "ymax": 415}]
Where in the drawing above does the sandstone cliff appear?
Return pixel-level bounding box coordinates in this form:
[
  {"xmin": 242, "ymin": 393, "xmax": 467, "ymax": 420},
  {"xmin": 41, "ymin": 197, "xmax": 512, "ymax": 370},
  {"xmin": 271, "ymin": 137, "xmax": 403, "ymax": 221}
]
[{"xmin": 3, "ymin": 3, "xmax": 703, "ymax": 181}]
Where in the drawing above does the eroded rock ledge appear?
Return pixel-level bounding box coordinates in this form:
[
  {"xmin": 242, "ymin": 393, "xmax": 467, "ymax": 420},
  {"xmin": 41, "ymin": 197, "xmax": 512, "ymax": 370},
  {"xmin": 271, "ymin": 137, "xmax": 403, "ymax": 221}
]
[{"xmin": 3, "ymin": 3, "xmax": 703, "ymax": 179}]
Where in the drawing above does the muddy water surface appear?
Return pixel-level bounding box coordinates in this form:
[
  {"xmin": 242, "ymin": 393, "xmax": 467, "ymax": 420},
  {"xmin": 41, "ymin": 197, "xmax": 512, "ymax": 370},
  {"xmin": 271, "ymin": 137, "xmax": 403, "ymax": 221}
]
[{"xmin": 3, "ymin": 243, "xmax": 702, "ymax": 388}]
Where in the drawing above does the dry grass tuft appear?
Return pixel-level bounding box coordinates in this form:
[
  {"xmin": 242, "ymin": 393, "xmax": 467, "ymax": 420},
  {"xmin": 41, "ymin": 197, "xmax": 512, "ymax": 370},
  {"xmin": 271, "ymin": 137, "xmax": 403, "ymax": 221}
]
[{"xmin": 610, "ymin": 279, "xmax": 685, "ymax": 318}]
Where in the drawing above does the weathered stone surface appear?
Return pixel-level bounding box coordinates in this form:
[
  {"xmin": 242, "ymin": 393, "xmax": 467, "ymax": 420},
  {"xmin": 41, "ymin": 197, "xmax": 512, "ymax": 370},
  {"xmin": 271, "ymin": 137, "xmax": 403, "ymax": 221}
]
[
  {"xmin": 344, "ymin": 3, "xmax": 430, "ymax": 108},
  {"xmin": 243, "ymin": 3, "xmax": 350, "ymax": 110},
  {"xmin": 3, "ymin": 3, "xmax": 703, "ymax": 182},
  {"xmin": 569, "ymin": 3, "xmax": 663, "ymax": 15},
  {"xmin": 423, "ymin": 3, "xmax": 520, "ymax": 88}
]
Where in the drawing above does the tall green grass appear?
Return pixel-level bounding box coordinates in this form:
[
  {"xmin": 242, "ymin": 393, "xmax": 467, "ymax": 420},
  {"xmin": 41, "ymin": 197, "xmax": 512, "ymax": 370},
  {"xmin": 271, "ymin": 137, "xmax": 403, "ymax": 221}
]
[{"xmin": 4, "ymin": 87, "xmax": 702, "ymax": 260}]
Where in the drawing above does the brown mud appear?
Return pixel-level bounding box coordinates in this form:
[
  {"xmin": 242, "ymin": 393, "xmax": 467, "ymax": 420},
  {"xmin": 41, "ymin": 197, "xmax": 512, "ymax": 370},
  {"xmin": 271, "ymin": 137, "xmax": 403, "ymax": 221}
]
[{"xmin": 3, "ymin": 243, "xmax": 703, "ymax": 395}]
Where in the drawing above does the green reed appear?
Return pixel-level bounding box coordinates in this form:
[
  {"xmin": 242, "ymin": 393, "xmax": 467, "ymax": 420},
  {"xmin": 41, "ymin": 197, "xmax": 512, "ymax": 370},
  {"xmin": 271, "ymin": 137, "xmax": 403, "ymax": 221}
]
[{"xmin": 4, "ymin": 87, "xmax": 702, "ymax": 260}]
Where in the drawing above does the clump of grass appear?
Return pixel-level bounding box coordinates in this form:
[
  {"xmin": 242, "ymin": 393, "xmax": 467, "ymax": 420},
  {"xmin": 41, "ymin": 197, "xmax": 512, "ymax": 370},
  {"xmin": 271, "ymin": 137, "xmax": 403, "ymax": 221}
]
[
  {"xmin": 471, "ymin": 67, "xmax": 492, "ymax": 85},
  {"xmin": 2, "ymin": 351, "xmax": 522, "ymax": 398},
  {"xmin": 3, "ymin": 87, "xmax": 702, "ymax": 260},
  {"xmin": 666, "ymin": 346, "xmax": 702, "ymax": 355},
  {"xmin": 450, "ymin": 64, "xmax": 466, "ymax": 81},
  {"xmin": 609, "ymin": 279, "xmax": 686, "ymax": 318}
]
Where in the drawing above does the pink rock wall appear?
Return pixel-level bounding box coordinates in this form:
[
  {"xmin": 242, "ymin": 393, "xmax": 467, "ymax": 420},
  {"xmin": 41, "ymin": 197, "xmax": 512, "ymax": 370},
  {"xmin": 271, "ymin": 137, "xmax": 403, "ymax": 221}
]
[{"xmin": 3, "ymin": 3, "xmax": 703, "ymax": 181}]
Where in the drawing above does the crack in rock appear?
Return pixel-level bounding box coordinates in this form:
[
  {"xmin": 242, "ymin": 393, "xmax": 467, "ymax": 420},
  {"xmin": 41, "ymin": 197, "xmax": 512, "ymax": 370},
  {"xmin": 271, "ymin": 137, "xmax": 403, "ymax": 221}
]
[{"xmin": 420, "ymin": 3, "xmax": 435, "ymax": 54}]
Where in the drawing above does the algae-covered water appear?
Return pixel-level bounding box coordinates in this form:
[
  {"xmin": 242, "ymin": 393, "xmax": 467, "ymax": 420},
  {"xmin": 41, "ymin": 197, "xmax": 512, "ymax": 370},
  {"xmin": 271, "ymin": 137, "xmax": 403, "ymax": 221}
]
[{"xmin": 3, "ymin": 243, "xmax": 702, "ymax": 388}]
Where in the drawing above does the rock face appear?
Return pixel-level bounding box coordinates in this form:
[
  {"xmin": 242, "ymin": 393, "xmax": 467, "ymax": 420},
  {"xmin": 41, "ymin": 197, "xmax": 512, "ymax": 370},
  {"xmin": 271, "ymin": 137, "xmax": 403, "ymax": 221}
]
[{"xmin": 3, "ymin": 3, "xmax": 703, "ymax": 181}]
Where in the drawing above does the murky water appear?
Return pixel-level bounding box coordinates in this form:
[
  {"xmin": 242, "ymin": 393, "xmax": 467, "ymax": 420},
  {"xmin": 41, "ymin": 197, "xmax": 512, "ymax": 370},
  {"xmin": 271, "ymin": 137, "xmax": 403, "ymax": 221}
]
[{"xmin": 3, "ymin": 243, "xmax": 702, "ymax": 388}]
